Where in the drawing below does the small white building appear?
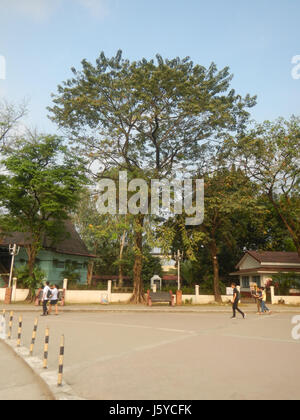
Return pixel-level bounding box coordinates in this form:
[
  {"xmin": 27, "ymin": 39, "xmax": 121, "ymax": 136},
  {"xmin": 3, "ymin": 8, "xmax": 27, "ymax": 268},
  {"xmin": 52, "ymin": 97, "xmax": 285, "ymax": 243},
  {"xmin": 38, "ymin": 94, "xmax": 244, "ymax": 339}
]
[{"xmin": 230, "ymin": 251, "xmax": 300, "ymax": 292}]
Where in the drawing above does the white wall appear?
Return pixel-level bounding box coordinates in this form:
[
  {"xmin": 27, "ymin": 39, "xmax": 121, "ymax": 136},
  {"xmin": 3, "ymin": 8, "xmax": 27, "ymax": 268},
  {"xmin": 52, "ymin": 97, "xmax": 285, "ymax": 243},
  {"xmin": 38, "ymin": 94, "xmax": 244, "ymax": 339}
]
[
  {"xmin": 0, "ymin": 289, "xmax": 5, "ymax": 301},
  {"xmin": 0, "ymin": 288, "xmax": 29, "ymax": 302},
  {"xmin": 182, "ymin": 295, "xmax": 230, "ymax": 304},
  {"xmin": 65, "ymin": 290, "xmax": 110, "ymax": 304},
  {"xmin": 271, "ymin": 295, "xmax": 300, "ymax": 305}
]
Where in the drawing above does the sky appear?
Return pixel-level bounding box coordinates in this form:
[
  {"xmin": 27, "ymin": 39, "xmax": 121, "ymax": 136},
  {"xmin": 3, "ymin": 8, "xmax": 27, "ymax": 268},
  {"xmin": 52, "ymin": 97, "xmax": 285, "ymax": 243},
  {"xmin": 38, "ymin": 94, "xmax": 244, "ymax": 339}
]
[{"xmin": 0, "ymin": 0, "xmax": 300, "ymax": 134}]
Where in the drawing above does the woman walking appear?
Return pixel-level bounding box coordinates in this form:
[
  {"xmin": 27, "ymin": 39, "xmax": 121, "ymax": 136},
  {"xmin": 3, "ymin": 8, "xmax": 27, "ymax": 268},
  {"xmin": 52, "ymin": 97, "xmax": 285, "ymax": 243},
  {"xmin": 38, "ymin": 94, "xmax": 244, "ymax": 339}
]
[{"xmin": 49, "ymin": 284, "xmax": 59, "ymax": 316}]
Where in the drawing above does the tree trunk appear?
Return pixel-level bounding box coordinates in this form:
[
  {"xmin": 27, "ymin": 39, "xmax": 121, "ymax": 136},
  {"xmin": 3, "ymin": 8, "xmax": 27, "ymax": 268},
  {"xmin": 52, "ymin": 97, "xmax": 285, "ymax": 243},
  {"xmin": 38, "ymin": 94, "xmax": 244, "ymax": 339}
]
[
  {"xmin": 26, "ymin": 245, "xmax": 37, "ymax": 278},
  {"xmin": 25, "ymin": 245, "xmax": 38, "ymax": 302},
  {"xmin": 118, "ymin": 230, "xmax": 126, "ymax": 287},
  {"xmin": 269, "ymin": 193, "xmax": 300, "ymax": 257},
  {"xmin": 210, "ymin": 241, "xmax": 222, "ymax": 303},
  {"xmin": 130, "ymin": 216, "xmax": 145, "ymax": 304},
  {"xmin": 87, "ymin": 260, "xmax": 94, "ymax": 286}
]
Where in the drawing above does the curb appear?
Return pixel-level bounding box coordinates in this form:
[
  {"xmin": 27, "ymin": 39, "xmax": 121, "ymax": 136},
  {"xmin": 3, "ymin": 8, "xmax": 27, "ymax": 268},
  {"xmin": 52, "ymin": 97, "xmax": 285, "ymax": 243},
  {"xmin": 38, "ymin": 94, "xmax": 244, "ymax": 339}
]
[
  {"xmin": 1, "ymin": 306, "xmax": 300, "ymax": 314},
  {"xmin": 2, "ymin": 338, "xmax": 84, "ymax": 400}
]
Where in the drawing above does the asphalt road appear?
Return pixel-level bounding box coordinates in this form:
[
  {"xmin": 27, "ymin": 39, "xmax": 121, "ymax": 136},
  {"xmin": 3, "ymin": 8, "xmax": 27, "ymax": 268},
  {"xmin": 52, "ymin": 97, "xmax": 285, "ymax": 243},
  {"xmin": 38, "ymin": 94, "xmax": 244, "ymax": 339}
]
[{"xmin": 1, "ymin": 310, "xmax": 300, "ymax": 400}]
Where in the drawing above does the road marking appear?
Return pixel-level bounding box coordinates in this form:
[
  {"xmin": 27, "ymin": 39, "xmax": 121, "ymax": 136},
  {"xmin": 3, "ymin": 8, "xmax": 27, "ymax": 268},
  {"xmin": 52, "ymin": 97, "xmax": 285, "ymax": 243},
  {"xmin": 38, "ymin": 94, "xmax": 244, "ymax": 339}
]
[
  {"xmin": 64, "ymin": 333, "xmax": 196, "ymax": 374},
  {"xmin": 222, "ymin": 333, "xmax": 300, "ymax": 345},
  {"xmin": 58, "ymin": 319, "xmax": 197, "ymax": 335}
]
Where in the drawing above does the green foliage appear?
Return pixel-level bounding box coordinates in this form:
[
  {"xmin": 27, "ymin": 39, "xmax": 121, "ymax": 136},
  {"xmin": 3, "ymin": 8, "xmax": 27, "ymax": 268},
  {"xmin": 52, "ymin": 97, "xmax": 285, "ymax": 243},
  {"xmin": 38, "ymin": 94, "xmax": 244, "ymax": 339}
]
[
  {"xmin": 15, "ymin": 264, "xmax": 46, "ymax": 298},
  {"xmin": 67, "ymin": 282, "xmax": 107, "ymax": 291},
  {"xmin": 0, "ymin": 100, "xmax": 27, "ymax": 152},
  {"xmin": 272, "ymin": 272, "xmax": 300, "ymax": 296},
  {"xmin": 181, "ymin": 260, "xmax": 196, "ymax": 287},
  {"xmin": 224, "ymin": 117, "xmax": 300, "ymax": 255},
  {"xmin": 62, "ymin": 262, "xmax": 81, "ymax": 285},
  {"xmin": 48, "ymin": 51, "xmax": 256, "ymax": 303},
  {"xmin": 49, "ymin": 51, "xmax": 256, "ymax": 177},
  {"xmin": 0, "ymin": 134, "xmax": 89, "ymax": 275}
]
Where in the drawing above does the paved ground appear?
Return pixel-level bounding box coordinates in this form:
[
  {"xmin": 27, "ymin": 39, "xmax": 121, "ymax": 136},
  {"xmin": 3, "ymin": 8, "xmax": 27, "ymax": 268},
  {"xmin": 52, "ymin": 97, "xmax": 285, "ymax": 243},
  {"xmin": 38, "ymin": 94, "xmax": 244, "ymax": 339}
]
[
  {"xmin": 0, "ymin": 340, "xmax": 53, "ymax": 400},
  {"xmin": 1, "ymin": 306, "xmax": 300, "ymax": 400}
]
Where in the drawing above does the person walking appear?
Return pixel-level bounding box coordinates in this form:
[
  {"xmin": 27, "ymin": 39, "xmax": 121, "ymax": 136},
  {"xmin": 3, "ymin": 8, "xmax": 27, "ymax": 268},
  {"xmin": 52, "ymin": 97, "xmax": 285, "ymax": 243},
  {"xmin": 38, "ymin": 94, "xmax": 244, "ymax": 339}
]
[
  {"xmin": 251, "ymin": 284, "xmax": 261, "ymax": 314},
  {"xmin": 41, "ymin": 282, "xmax": 52, "ymax": 316},
  {"xmin": 259, "ymin": 287, "xmax": 272, "ymax": 315},
  {"xmin": 48, "ymin": 284, "xmax": 59, "ymax": 316},
  {"xmin": 231, "ymin": 283, "xmax": 246, "ymax": 319}
]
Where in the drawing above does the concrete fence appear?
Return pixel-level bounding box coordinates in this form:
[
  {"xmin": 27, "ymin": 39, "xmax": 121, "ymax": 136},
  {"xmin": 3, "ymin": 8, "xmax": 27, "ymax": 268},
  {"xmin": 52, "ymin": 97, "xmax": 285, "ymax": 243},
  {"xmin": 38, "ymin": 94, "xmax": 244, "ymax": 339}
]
[
  {"xmin": 0, "ymin": 288, "xmax": 29, "ymax": 302},
  {"xmin": 2, "ymin": 282, "xmax": 300, "ymax": 305},
  {"xmin": 0, "ymin": 280, "xmax": 230, "ymax": 305},
  {"xmin": 270, "ymin": 286, "xmax": 300, "ymax": 305}
]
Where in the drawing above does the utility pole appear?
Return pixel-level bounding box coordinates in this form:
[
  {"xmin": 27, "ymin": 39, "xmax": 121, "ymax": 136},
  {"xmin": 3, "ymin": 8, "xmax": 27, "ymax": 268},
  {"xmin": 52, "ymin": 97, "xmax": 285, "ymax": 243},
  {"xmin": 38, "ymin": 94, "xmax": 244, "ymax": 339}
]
[
  {"xmin": 8, "ymin": 244, "xmax": 20, "ymax": 289},
  {"xmin": 177, "ymin": 250, "xmax": 183, "ymax": 291}
]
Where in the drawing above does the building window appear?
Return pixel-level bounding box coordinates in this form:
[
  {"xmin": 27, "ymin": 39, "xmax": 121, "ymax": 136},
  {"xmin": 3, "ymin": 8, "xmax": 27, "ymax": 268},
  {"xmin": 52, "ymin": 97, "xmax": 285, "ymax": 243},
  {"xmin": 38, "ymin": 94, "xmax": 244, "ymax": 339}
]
[
  {"xmin": 53, "ymin": 260, "xmax": 65, "ymax": 269},
  {"xmin": 252, "ymin": 276, "xmax": 261, "ymax": 287},
  {"xmin": 242, "ymin": 276, "xmax": 250, "ymax": 288}
]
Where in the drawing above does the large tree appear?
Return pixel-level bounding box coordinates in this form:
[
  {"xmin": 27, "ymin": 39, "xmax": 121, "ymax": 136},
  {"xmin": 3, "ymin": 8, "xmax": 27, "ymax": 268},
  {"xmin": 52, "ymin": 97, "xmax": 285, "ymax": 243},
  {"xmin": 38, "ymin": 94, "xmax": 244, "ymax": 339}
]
[
  {"xmin": 48, "ymin": 51, "xmax": 256, "ymax": 303},
  {"xmin": 224, "ymin": 117, "xmax": 300, "ymax": 256},
  {"xmin": 0, "ymin": 134, "xmax": 88, "ymax": 278}
]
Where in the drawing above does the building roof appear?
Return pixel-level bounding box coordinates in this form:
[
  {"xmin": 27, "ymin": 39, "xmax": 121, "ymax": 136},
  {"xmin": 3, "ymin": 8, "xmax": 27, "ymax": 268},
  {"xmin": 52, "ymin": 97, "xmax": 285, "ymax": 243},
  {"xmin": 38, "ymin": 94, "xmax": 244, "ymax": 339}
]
[
  {"xmin": 246, "ymin": 251, "xmax": 300, "ymax": 265},
  {"xmin": 0, "ymin": 220, "xmax": 95, "ymax": 258},
  {"xmin": 230, "ymin": 267, "xmax": 300, "ymax": 276},
  {"xmin": 231, "ymin": 251, "xmax": 300, "ymax": 276}
]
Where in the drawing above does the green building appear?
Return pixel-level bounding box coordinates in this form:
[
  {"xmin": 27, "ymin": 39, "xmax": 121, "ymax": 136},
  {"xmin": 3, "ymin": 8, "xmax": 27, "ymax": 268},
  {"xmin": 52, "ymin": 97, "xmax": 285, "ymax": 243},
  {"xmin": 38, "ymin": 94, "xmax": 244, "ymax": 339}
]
[{"xmin": 0, "ymin": 221, "xmax": 94, "ymax": 287}]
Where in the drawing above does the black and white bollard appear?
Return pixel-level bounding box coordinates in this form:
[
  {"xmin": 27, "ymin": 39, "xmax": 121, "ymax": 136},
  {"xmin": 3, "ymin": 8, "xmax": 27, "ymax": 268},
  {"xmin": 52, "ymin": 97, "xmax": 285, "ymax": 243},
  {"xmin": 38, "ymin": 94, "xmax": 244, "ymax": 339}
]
[
  {"xmin": 29, "ymin": 318, "xmax": 38, "ymax": 356},
  {"xmin": 57, "ymin": 335, "xmax": 65, "ymax": 387},
  {"xmin": 17, "ymin": 315, "xmax": 22, "ymax": 347},
  {"xmin": 43, "ymin": 327, "xmax": 50, "ymax": 369},
  {"xmin": 7, "ymin": 311, "xmax": 13, "ymax": 340}
]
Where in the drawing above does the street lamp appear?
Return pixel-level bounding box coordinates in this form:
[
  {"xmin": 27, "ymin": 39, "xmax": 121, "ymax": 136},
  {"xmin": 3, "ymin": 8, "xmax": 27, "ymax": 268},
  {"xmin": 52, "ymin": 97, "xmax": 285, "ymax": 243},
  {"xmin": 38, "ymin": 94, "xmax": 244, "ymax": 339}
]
[{"xmin": 8, "ymin": 244, "xmax": 20, "ymax": 289}]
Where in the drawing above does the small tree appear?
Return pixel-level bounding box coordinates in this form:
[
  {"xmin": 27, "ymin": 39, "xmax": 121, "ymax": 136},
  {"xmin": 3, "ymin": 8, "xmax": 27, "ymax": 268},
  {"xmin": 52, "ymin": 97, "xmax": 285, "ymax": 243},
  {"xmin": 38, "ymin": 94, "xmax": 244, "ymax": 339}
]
[{"xmin": 0, "ymin": 134, "xmax": 88, "ymax": 277}]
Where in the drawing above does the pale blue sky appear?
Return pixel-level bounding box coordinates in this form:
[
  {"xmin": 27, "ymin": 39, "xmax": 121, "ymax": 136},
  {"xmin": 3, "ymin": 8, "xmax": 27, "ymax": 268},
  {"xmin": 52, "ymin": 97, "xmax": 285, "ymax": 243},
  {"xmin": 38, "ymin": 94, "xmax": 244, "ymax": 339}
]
[{"xmin": 0, "ymin": 0, "xmax": 299, "ymax": 133}]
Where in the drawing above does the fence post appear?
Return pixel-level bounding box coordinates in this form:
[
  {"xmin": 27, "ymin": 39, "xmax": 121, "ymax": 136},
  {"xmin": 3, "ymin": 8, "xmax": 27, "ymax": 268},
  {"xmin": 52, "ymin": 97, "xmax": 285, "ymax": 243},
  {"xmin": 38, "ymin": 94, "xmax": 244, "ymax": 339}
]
[
  {"xmin": 270, "ymin": 286, "xmax": 275, "ymax": 305},
  {"xmin": 195, "ymin": 285, "xmax": 200, "ymax": 304},
  {"xmin": 4, "ymin": 288, "xmax": 12, "ymax": 305},
  {"xmin": 61, "ymin": 278, "xmax": 68, "ymax": 306},
  {"xmin": 107, "ymin": 280, "xmax": 112, "ymax": 302},
  {"xmin": 12, "ymin": 277, "xmax": 17, "ymax": 302}
]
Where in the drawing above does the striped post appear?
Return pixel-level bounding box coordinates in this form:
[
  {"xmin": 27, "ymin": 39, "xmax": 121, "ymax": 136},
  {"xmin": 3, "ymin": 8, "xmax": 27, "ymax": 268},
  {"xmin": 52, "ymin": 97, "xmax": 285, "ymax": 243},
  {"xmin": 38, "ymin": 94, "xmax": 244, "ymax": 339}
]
[
  {"xmin": 17, "ymin": 315, "xmax": 22, "ymax": 347},
  {"xmin": 7, "ymin": 311, "xmax": 13, "ymax": 340},
  {"xmin": 57, "ymin": 335, "xmax": 65, "ymax": 387},
  {"xmin": 43, "ymin": 327, "xmax": 50, "ymax": 369},
  {"xmin": 29, "ymin": 318, "xmax": 38, "ymax": 356}
]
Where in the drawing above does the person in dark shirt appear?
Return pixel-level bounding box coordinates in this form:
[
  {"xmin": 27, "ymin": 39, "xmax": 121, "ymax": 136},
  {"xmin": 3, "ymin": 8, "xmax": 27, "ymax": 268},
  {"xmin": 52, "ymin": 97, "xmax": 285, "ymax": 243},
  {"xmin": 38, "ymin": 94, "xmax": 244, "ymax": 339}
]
[{"xmin": 231, "ymin": 283, "xmax": 246, "ymax": 319}]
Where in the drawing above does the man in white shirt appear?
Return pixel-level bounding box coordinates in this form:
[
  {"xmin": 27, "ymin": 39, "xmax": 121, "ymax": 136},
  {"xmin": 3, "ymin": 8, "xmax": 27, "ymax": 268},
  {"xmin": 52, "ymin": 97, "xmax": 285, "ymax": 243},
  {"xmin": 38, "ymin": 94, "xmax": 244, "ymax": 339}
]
[{"xmin": 42, "ymin": 281, "xmax": 52, "ymax": 316}]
